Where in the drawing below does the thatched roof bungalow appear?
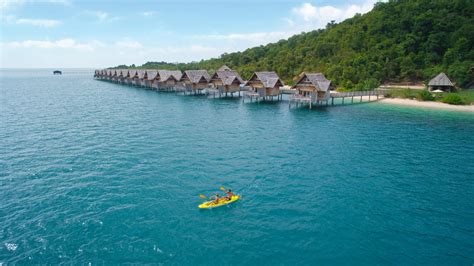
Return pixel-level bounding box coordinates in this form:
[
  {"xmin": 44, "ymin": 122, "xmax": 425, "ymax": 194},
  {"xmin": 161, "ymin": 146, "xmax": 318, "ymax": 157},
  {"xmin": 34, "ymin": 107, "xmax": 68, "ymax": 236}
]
[
  {"xmin": 112, "ymin": 70, "xmax": 120, "ymax": 82},
  {"xmin": 144, "ymin": 70, "xmax": 158, "ymax": 88},
  {"xmin": 119, "ymin": 70, "xmax": 129, "ymax": 83},
  {"xmin": 246, "ymin": 71, "xmax": 284, "ymax": 97},
  {"xmin": 218, "ymin": 65, "xmax": 232, "ymax": 71},
  {"xmin": 128, "ymin": 70, "xmax": 137, "ymax": 85},
  {"xmin": 292, "ymin": 72, "xmax": 331, "ymax": 101},
  {"xmin": 180, "ymin": 70, "xmax": 210, "ymax": 92},
  {"xmin": 428, "ymin": 72, "xmax": 455, "ymax": 92},
  {"xmin": 209, "ymin": 66, "xmax": 244, "ymax": 94},
  {"xmin": 151, "ymin": 70, "xmax": 182, "ymax": 89},
  {"xmin": 107, "ymin": 69, "xmax": 115, "ymax": 80},
  {"xmin": 132, "ymin": 70, "xmax": 146, "ymax": 87}
]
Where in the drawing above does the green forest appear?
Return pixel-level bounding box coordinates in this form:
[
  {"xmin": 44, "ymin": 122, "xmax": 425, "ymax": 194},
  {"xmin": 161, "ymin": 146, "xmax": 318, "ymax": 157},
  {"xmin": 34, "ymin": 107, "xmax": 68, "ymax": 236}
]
[{"xmin": 113, "ymin": 0, "xmax": 474, "ymax": 90}]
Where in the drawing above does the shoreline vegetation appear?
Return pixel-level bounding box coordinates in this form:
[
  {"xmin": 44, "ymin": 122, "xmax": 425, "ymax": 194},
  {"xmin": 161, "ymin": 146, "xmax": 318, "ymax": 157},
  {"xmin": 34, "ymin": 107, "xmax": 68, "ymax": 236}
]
[{"xmin": 381, "ymin": 88, "xmax": 474, "ymax": 105}]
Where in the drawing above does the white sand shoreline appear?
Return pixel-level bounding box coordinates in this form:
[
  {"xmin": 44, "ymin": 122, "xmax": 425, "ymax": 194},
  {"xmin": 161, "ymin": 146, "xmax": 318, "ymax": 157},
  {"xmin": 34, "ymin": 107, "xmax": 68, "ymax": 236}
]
[{"xmin": 378, "ymin": 98, "xmax": 474, "ymax": 113}]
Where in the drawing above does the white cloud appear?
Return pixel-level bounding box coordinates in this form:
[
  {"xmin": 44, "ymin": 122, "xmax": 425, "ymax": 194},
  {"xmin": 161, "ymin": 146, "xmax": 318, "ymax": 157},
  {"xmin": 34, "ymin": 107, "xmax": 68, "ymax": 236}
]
[
  {"xmin": 85, "ymin": 10, "xmax": 119, "ymax": 23},
  {"xmin": 140, "ymin": 11, "xmax": 155, "ymax": 17},
  {"xmin": 14, "ymin": 18, "xmax": 61, "ymax": 27},
  {"xmin": 291, "ymin": 0, "xmax": 379, "ymax": 28},
  {"xmin": 2, "ymin": 38, "xmax": 104, "ymax": 51},
  {"xmin": 193, "ymin": 31, "xmax": 297, "ymax": 46},
  {"xmin": 115, "ymin": 40, "xmax": 143, "ymax": 49},
  {"xmin": 0, "ymin": 0, "xmax": 70, "ymax": 11}
]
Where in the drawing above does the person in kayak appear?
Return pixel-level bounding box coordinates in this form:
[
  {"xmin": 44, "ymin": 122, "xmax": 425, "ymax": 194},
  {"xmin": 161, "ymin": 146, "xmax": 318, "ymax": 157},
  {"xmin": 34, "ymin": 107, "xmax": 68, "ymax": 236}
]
[
  {"xmin": 225, "ymin": 189, "xmax": 235, "ymax": 200},
  {"xmin": 212, "ymin": 193, "xmax": 221, "ymax": 204}
]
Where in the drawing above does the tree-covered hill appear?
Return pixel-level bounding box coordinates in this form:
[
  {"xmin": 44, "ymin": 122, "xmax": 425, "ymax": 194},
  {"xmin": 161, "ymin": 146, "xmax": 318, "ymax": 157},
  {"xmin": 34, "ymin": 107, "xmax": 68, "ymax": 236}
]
[{"xmin": 114, "ymin": 0, "xmax": 473, "ymax": 90}]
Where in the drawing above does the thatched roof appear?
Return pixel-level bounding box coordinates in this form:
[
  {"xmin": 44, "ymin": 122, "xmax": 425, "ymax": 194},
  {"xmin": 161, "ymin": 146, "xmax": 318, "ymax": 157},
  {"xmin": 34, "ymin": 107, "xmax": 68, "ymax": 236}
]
[
  {"xmin": 182, "ymin": 70, "xmax": 210, "ymax": 83},
  {"xmin": 146, "ymin": 70, "xmax": 158, "ymax": 80},
  {"xmin": 158, "ymin": 70, "xmax": 182, "ymax": 81},
  {"xmin": 137, "ymin": 70, "xmax": 146, "ymax": 79},
  {"xmin": 210, "ymin": 70, "xmax": 244, "ymax": 85},
  {"xmin": 129, "ymin": 70, "xmax": 137, "ymax": 78},
  {"xmin": 428, "ymin": 72, "xmax": 454, "ymax": 87},
  {"xmin": 218, "ymin": 65, "xmax": 232, "ymax": 71},
  {"xmin": 120, "ymin": 70, "xmax": 129, "ymax": 77},
  {"xmin": 293, "ymin": 72, "xmax": 331, "ymax": 91},
  {"xmin": 247, "ymin": 71, "xmax": 284, "ymax": 88}
]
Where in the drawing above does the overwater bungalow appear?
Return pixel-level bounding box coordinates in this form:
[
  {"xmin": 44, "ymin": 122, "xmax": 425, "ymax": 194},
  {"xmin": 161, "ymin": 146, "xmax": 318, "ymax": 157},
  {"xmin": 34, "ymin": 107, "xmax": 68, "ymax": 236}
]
[
  {"xmin": 209, "ymin": 65, "xmax": 244, "ymax": 97},
  {"xmin": 245, "ymin": 71, "xmax": 284, "ymax": 101},
  {"xmin": 179, "ymin": 70, "xmax": 210, "ymax": 94},
  {"xmin": 112, "ymin": 70, "xmax": 120, "ymax": 82},
  {"xmin": 127, "ymin": 70, "xmax": 137, "ymax": 85},
  {"xmin": 144, "ymin": 70, "xmax": 158, "ymax": 88},
  {"xmin": 428, "ymin": 72, "xmax": 455, "ymax": 92},
  {"xmin": 119, "ymin": 70, "xmax": 129, "ymax": 84},
  {"xmin": 132, "ymin": 70, "xmax": 146, "ymax": 87},
  {"xmin": 291, "ymin": 72, "xmax": 332, "ymax": 105},
  {"xmin": 106, "ymin": 70, "xmax": 114, "ymax": 81},
  {"xmin": 149, "ymin": 70, "xmax": 182, "ymax": 90}
]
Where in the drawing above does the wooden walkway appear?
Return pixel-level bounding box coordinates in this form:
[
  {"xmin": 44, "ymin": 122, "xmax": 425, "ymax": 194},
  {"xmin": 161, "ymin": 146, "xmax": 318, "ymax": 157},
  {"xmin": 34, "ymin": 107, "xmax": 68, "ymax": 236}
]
[
  {"xmin": 289, "ymin": 89, "xmax": 390, "ymax": 109},
  {"xmin": 95, "ymin": 77, "xmax": 390, "ymax": 108}
]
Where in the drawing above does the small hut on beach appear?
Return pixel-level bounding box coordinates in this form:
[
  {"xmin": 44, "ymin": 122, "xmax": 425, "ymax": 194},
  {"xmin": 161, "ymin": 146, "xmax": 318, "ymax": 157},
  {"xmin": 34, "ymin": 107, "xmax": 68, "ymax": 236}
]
[
  {"xmin": 245, "ymin": 71, "xmax": 284, "ymax": 100},
  {"xmin": 209, "ymin": 66, "xmax": 244, "ymax": 96},
  {"xmin": 179, "ymin": 70, "xmax": 210, "ymax": 94},
  {"xmin": 292, "ymin": 72, "xmax": 332, "ymax": 102},
  {"xmin": 428, "ymin": 72, "xmax": 455, "ymax": 92}
]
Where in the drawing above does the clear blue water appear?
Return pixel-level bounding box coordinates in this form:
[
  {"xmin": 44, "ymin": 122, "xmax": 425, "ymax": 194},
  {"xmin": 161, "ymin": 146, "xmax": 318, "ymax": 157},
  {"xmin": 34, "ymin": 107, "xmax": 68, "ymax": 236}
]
[{"xmin": 1, "ymin": 69, "xmax": 473, "ymax": 264}]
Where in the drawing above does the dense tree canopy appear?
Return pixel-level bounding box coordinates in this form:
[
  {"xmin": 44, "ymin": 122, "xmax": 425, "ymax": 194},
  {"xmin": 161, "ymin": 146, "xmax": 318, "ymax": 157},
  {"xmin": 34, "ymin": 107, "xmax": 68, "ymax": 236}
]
[{"xmin": 113, "ymin": 0, "xmax": 473, "ymax": 90}]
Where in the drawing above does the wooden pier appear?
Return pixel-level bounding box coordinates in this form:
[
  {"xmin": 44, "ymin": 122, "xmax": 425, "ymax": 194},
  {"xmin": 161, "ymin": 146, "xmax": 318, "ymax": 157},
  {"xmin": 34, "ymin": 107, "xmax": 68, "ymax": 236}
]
[
  {"xmin": 289, "ymin": 89, "xmax": 389, "ymax": 109},
  {"xmin": 94, "ymin": 68, "xmax": 390, "ymax": 109}
]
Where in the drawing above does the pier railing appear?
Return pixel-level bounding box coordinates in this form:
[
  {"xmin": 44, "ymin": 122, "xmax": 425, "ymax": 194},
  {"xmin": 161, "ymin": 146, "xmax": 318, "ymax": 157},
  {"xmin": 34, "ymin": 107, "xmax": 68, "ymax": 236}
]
[{"xmin": 330, "ymin": 89, "xmax": 389, "ymax": 98}]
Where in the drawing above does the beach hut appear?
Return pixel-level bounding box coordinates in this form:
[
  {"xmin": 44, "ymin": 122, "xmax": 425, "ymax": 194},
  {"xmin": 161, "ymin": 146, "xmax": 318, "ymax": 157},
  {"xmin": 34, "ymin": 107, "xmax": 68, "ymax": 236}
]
[
  {"xmin": 209, "ymin": 66, "xmax": 244, "ymax": 97},
  {"xmin": 179, "ymin": 70, "xmax": 210, "ymax": 94},
  {"xmin": 128, "ymin": 70, "xmax": 137, "ymax": 85},
  {"xmin": 428, "ymin": 73, "xmax": 455, "ymax": 92},
  {"xmin": 245, "ymin": 71, "xmax": 284, "ymax": 100},
  {"xmin": 144, "ymin": 70, "xmax": 158, "ymax": 88},
  {"xmin": 291, "ymin": 72, "xmax": 332, "ymax": 103}
]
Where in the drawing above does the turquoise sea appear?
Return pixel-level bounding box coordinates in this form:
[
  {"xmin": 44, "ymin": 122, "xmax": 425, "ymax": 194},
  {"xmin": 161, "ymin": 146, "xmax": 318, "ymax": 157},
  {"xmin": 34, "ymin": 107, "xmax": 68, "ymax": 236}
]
[{"xmin": 1, "ymin": 69, "xmax": 473, "ymax": 264}]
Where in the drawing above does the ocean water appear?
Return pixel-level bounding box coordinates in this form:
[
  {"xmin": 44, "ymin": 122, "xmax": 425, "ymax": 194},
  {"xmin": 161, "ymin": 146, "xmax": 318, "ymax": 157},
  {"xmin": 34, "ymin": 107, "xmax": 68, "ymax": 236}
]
[{"xmin": 1, "ymin": 69, "xmax": 473, "ymax": 264}]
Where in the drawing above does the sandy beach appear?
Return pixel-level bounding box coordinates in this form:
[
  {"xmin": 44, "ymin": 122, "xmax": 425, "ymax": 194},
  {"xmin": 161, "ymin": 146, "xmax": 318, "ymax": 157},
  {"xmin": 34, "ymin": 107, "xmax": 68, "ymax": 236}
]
[{"xmin": 379, "ymin": 98, "xmax": 474, "ymax": 112}]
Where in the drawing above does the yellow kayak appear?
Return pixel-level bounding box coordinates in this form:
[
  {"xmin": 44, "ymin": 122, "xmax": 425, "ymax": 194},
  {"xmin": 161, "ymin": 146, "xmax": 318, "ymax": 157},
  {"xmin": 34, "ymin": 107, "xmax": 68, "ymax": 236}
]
[{"xmin": 198, "ymin": 195, "xmax": 240, "ymax": 209}]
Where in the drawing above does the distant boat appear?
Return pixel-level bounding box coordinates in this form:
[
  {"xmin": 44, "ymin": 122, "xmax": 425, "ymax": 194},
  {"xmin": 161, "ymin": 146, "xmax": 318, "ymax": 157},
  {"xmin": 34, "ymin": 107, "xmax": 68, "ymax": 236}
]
[{"xmin": 53, "ymin": 70, "xmax": 62, "ymax": 75}]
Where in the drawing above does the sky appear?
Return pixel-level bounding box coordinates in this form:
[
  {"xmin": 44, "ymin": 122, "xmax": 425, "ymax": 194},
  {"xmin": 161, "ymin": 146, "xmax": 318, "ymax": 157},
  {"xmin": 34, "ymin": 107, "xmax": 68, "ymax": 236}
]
[{"xmin": 0, "ymin": 0, "xmax": 381, "ymax": 68}]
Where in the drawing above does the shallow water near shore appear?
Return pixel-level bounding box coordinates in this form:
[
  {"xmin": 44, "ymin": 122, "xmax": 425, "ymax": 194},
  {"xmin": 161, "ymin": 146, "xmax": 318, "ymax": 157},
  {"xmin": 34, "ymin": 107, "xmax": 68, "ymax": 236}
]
[{"xmin": 1, "ymin": 69, "xmax": 474, "ymax": 264}]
